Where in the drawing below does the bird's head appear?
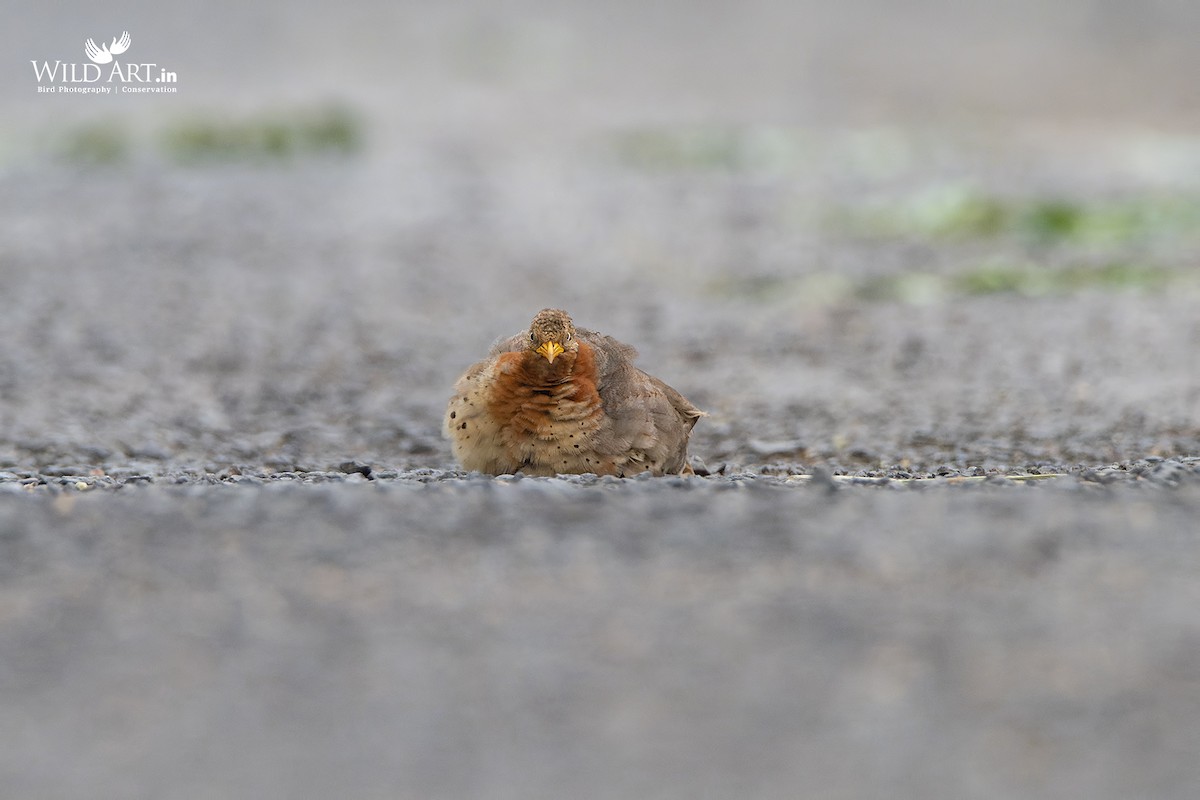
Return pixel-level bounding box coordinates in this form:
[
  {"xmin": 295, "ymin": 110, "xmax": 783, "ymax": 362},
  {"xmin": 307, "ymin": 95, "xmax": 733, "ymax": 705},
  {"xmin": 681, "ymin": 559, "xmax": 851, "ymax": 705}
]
[{"xmin": 526, "ymin": 308, "xmax": 578, "ymax": 365}]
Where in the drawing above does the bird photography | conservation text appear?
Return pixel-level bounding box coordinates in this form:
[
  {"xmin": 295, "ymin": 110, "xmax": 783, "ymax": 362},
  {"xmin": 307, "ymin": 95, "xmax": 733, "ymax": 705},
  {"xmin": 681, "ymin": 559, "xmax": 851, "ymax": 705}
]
[{"xmin": 31, "ymin": 31, "xmax": 179, "ymax": 94}]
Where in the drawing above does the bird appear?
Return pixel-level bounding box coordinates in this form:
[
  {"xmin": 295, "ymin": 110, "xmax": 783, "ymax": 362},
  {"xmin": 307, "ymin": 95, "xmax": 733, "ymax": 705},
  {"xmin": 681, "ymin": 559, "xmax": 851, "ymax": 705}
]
[{"xmin": 445, "ymin": 308, "xmax": 704, "ymax": 476}]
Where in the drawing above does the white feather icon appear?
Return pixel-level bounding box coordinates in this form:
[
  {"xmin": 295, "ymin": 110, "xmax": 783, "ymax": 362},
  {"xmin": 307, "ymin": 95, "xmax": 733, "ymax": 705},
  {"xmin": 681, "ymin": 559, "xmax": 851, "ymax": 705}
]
[
  {"xmin": 84, "ymin": 31, "xmax": 131, "ymax": 64},
  {"xmin": 110, "ymin": 31, "xmax": 131, "ymax": 55}
]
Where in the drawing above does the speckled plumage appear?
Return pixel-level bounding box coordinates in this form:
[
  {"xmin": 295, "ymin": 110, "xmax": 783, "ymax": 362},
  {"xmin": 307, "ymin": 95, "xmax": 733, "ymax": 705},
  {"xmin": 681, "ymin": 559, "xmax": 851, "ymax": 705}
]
[{"xmin": 445, "ymin": 309, "xmax": 703, "ymax": 476}]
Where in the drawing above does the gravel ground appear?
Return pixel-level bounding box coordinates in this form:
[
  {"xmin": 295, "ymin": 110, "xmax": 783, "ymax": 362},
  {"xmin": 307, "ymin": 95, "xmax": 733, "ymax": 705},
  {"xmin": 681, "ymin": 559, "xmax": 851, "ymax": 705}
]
[
  {"xmin": 5, "ymin": 1, "xmax": 1200, "ymax": 797},
  {"xmin": 3, "ymin": 475, "xmax": 1200, "ymax": 800}
]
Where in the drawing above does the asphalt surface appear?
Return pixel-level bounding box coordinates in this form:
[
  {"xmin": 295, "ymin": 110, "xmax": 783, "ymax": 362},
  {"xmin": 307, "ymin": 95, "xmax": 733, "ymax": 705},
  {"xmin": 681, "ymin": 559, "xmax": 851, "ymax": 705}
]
[{"xmin": 4, "ymin": 1, "xmax": 1200, "ymax": 798}]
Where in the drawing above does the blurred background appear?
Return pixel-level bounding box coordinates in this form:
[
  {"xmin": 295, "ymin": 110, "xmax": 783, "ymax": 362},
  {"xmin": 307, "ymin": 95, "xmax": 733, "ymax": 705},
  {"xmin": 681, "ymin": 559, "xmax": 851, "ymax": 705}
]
[
  {"xmin": 5, "ymin": 4, "xmax": 1200, "ymax": 800},
  {"xmin": 5, "ymin": 0, "xmax": 1200, "ymax": 475},
  {"xmin": 4, "ymin": 0, "xmax": 1200, "ymax": 473}
]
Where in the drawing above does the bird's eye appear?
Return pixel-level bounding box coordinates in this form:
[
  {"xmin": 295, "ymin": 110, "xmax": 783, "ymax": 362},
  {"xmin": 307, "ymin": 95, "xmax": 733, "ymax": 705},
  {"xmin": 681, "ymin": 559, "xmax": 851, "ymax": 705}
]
[
  {"xmin": 564, "ymin": 332, "xmax": 572, "ymax": 342},
  {"xmin": 530, "ymin": 331, "xmax": 537, "ymax": 342}
]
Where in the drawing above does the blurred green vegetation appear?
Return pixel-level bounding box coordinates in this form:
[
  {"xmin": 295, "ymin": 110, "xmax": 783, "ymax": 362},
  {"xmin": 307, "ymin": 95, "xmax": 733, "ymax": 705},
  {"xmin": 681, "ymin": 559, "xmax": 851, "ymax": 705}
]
[
  {"xmin": 711, "ymin": 261, "xmax": 1185, "ymax": 306},
  {"xmin": 609, "ymin": 125, "xmax": 918, "ymax": 178},
  {"xmin": 612, "ymin": 127, "xmax": 813, "ymax": 173},
  {"xmin": 610, "ymin": 125, "xmax": 1200, "ymax": 247},
  {"xmin": 54, "ymin": 122, "xmax": 131, "ymax": 166},
  {"xmin": 43, "ymin": 104, "xmax": 364, "ymax": 167},
  {"xmin": 161, "ymin": 105, "xmax": 363, "ymax": 163},
  {"xmin": 838, "ymin": 185, "xmax": 1200, "ymax": 247},
  {"xmin": 952, "ymin": 262, "xmax": 1174, "ymax": 295}
]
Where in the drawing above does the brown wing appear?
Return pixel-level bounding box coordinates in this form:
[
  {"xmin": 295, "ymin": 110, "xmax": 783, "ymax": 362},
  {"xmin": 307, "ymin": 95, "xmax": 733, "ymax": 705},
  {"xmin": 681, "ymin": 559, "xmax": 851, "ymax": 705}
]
[
  {"xmin": 647, "ymin": 372, "xmax": 705, "ymax": 432},
  {"xmin": 486, "ymin": 331, "xmax": 528, "ymax": 357},
  {"xmin": 582, "ymin": 330, "xmax": 704, "ymax": 475}
]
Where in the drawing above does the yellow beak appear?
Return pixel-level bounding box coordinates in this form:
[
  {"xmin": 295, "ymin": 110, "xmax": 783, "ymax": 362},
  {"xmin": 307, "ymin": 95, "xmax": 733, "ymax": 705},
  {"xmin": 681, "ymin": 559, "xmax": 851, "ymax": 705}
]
[{"xmin": 535, "ymin": 340, "xmax": 565, "ymax": 363}]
